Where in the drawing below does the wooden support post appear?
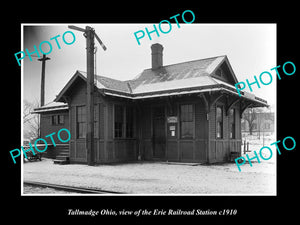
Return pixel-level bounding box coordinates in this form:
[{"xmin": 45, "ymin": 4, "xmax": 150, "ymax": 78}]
[
  {"xmin": 86, "ymin": 26, "xmax": 95, "ymax": 166},
  {"xmin": 198, "ymin": 93, "xmax": 210, "ymax": 163}
]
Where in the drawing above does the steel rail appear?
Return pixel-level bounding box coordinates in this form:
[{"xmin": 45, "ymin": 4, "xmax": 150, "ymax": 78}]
[{"xmin": 24, "ymin": 181, "xmax": 125, "ymax": 194}]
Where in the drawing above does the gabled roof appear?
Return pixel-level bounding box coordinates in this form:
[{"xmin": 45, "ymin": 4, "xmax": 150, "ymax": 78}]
[
  {"xmin": 128, "ymin": 55, "xmax": 240, "ymax": 95},
  {"xmin": 130, "ymin": 55, "xmax": 237, "ymax": 86},
  {"xmin": 53, "ymin": 55, "xmax": 267, "ymax": 107},
  {"xmin": 55, "ymin": 70, "xmax": 132, "ymax": 102},
  {"xmin": 79, "ymin": 71, "xmax": 132, "ymax": 94}
]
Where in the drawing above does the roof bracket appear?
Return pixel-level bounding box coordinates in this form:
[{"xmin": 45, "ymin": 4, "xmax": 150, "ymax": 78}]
[
  {"xmin": 240, "ymin": 101, "xmax": 253, "ymax": 118},
  {"xmin": 209, "ymin": 93, "xmax": 224, "ymax": 111},
  {"xmin": 198, "ymin": 93, "xmax": 209, "ymax": 113},
  {"xmin": 225, "ymin": 98, "xmax": 240, "ymax": 116}
]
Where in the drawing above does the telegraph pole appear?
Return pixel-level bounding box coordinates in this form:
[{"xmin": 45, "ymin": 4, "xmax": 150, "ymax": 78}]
[
  {"xmin": 86, "ymin": 27, "xmax": 95, "ymax": 166},
  {"xmin": 37, "ymin": 54, "xmax": 50, "ymax": 142},
  {"xmin": 38, "ymin": 54, "xmax": 50, "ymax": 107},
  {"xmin": 68, "ymin": 25, "xmax": 106, "ymax": 166}
]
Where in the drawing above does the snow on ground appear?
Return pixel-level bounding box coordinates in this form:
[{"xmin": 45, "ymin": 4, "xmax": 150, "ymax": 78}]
[
  {"xmin": 23, "ymin": 158, "xmax": 276, "ymax": 195},
  {"xmin": 242, "ymin": 132, "xmax": 276, "ymax": 152},
  {"xmin": 24, "ymin": 185, "xmax": 78, "ymax": 194},
  {"xmin": 242, "ymin": 132, "xmax": 277, "ymax": 163}
]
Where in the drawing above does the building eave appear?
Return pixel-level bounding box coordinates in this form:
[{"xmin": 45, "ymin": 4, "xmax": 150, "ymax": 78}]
[
  {"xmin": 32, "ymin": 103, "xmax": 69, "ymax": 114},
  {"xmin": 102, "ymin": 84, "xmax": 268, "ymax": 107}
]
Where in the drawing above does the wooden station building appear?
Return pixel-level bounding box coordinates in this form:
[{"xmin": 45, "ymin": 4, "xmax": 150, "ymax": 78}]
[{"xmin": 33, "ymin": 43, "xmax": 268, "ymax": 164}]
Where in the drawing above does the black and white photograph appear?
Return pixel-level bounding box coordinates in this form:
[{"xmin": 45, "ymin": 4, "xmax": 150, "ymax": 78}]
[
  {"xmin": 21, "ymin": 23, "xmax": 276, "ymax": 195},
  {"xmin": 4, "ymin": 6, "xmax": 298, "ymax": 222}
]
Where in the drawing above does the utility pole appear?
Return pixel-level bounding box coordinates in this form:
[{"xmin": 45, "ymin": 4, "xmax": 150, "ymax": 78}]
[
  {"xmin": 68, "ymin": 25, "xmax": 106, "ymax": 166},
  {"xmin": 38, "ymin": 54, "xmax": 50, "ymax": 107},
  {"xmin": 86, "ymin": 27, "xmax": 95, "ymax": 166},
  {"xmin": 36, "ymin": 54, "xmax": 50, "ymax": 142}
]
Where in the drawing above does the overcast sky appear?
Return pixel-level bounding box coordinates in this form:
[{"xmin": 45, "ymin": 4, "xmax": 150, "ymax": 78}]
[{"xmin": 22, "ymin": 23, "xmax": 276, "ymax": 107}]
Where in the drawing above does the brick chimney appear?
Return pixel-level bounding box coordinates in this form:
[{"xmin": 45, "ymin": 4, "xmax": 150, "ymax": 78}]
[{"xmin": 151, "ymin": 43, "xmax": 163, "ymax": 70}]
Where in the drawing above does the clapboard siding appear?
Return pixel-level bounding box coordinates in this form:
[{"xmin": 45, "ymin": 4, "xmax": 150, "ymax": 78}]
[{"xmin": 68, "ymin": 80, "xmax": 139, "ymax": 164}]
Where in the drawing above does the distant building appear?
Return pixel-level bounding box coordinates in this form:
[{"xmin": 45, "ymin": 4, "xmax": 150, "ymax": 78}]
[
  {"xmin": 33, "ymin": 43, "xmax": 268, "ymax": 164},
  {"xmin": 241, "ymin": 112, "xmax": 274, "ymax": 134}
]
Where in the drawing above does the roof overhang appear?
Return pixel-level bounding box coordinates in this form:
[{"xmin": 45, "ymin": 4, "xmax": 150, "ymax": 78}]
[
  {"xmin": 32, "ymin": 102, "xmax": 69, "ymax": 114},
  {"xmin": 102, "ymin": 84, "xmax": 268, "ymax": 107}
]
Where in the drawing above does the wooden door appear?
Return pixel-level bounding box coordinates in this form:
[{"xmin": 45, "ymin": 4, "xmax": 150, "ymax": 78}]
[{"xmin": 152, "ymin": 106, "xmax": 166, "ymax": 159}]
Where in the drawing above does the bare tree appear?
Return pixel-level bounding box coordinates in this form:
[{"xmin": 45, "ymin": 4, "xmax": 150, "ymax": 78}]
[
  {"xmin": 254, "ymin": 107, "xmax": 274, "ymax": 139},
  {"xmin": 242, "ymin": 107, "xmax": 257, "ymax": 135},
  {"xmin": 23, "ymin": 100, "xmax": 40, "ymax": 143}
]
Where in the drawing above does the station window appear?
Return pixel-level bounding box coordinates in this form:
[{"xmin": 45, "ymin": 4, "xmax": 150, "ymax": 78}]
[
  {"xmin": 51, "ymin": 115, "xmax": 64, "ymax": 125},
  {"xmin": 229, "ymin": 108, "xmax": 236, "ymax": 139},
  {"xmin": 114, "ymin": 105, "xmax": 134, "ymax": 139},
  {"xmin": 76, "ymin": 105, "xmax": 99, "ymax": 139},
  {"xmin": 216, "ymin": 106, "xmax": 223, "ymax": 138},
  {"xmin": 76, "ymin": 106, "xmax": 86, "ymax": 139},
  {"xmin": 180, "ymin": 104, "xmax": 194, "ymax": 139}
]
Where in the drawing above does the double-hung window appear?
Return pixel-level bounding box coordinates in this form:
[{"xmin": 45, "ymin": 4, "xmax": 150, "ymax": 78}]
[
  {"xmin": 216, "ymin": 106, "xmax": 223, "ymax": 139},
  {"xmin": 180, "ymin": 104, "xmax": 194, "ymax": 139},
  {"xmin": 51, "ymin": 115, "xmax": 64, "ymax": 125},
  {"xmin": 229, "ymin": 108, "xmax": 236, "ymax": 139},
  {"xmin": 76, "ymin": 105, "xmax": 99, "ymax": 139},
  {"xmin": 114, "ymin": 105, "xmax": 134, "ymax": 139},
  {"xmin": 76, "ymin": 106, "xmax": 86, "ymax": 139}
]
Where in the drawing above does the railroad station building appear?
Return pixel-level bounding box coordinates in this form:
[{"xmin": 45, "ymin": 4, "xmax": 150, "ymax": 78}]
[{"xmin": 33, "ymin": 43, "xmax": 268, "ymax": 164}]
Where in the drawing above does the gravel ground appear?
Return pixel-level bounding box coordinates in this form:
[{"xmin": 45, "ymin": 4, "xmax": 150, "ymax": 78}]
[
  {"xmin": 23, "ymin": 184, "xmax": 79, "ymax": 194},
  {"xmin": 23, "ymin": 158, "xmax": 276, "ymax": 195}
]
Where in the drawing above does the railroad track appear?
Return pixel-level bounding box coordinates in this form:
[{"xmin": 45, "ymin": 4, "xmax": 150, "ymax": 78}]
[{"xmin": 24, "ymin": 181, "xmax": 125, "ymax": 194}]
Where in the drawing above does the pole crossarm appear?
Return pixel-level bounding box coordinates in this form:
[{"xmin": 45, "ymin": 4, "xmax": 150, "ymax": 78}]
[
  {"xmin": 68, "ymin": 25, "xmax": 86, "ymax": 32},
  {"xmin": 68, "ymin": 25, "xmax": 107, "ymax": 51},
  {"xmin": 94, "ymin": 32, "xmax": 107, "ymax": 51}
]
